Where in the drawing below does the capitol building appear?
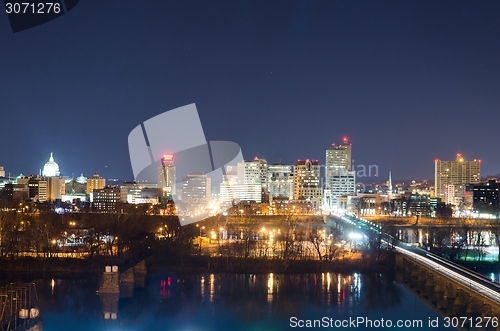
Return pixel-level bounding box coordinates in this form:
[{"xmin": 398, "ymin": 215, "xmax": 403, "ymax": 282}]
[{"xmin": 42, "ymin": 153, "xmax": 60, "ymax": 177}]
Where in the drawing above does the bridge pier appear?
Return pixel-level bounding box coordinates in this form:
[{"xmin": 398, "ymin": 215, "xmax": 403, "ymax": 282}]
[
  {"xmin": 98, "ymin": 259, "xmax": 148, "ymax": 318},
  {"xmin": 134, "ymin": 260, "xmax": 147, "ymax": 288},
  {"xmin": 453, "ymin": 289, "xmax": 470, "ymax": 316},
  {"xmin": 99, "ymin": 266, "xmax": 120, "ymax": 294},
  {"xmin": 433, "ymin": 278, "xmax": 446, "ymax": 309}
]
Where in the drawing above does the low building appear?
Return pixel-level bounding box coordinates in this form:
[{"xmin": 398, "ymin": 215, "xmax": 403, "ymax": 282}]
[
  {"xmin": 467, "ymin": 179, "xmax": 500, "ymax": 213},
  {"xmin": 92, "ymin": 186, "xmax": 126, "ymax": 212}
]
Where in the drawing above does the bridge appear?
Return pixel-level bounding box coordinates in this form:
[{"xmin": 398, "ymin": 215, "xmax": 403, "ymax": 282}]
[
  {"xmin": 0, "ymin": 283, "xmax": 42, "ymax": 331},
  {"xmin": 98, "ymin": 247, "xmax": 150, "ymax": 320},
  {"xmin": 331, "ymin": 214, "xmax": 500, "ymax": 330}
]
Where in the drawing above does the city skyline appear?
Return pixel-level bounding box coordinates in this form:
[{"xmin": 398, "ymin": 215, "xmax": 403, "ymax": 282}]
[{"xmin": 1, "ymin": 148, "xmax": 495, "ymax": 184}]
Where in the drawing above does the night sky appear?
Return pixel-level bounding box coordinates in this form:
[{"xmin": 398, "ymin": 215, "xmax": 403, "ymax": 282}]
[{"xmin": 1, "ymin": 1, "xmax": 499, "ymax": 181}]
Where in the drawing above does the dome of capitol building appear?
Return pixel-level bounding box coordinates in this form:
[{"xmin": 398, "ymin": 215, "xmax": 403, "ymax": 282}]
[
  {"xmin": 42, "ymin": 153, "xmax": 60, "ymax": 177},
  {"xmin": 76, "ymin": 173, "xmax": 87, "ymax": 184}
]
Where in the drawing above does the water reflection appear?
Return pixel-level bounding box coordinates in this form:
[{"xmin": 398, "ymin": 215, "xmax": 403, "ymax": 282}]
[{"xmin": 30, "ymin": 272, "xmax": 453, "ymax": 331}]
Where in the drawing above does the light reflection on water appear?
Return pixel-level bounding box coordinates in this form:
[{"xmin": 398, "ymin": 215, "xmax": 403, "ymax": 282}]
[{"xmin": 34, "ymin": 272, "xmax": 455, "ymax": 331}]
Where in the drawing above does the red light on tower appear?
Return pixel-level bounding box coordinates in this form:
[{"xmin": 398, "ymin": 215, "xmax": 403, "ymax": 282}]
[
  {"xmin": 343, "ymin": 137, "xmax": 348, "ymax": 143},
  {"xmin": 163, "ymin": 154, "xmax": 174, "ymax": 161}
]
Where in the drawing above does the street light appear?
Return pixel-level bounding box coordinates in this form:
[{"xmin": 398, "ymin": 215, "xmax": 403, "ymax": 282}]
[{"xmin": 196, "ymin": 224, "xmax": 205, "ymax": 254}]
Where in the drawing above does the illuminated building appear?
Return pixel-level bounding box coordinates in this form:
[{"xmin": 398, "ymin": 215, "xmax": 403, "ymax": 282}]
[
  {"xmin": 119, "ymin": 182, "xmax": 160, "ymax": 204},
  {"xmin": 326, "ymin": 138, "xmax": 352, "ymax": 172},
  {"xmin": 42, "ymin": 153, "xmax": 60, "ymax": 177},
  {"xmin": 86, "ymin": 173, "xmax": 106, "ymax": 195},
  {"xmin": 181, "ymin": 173, "xmax": 211, "ymax": 202},
  {"xmin": 236, "ymin": 157, "xmax": 267, "ymax": 187},
  {"xmin": 158, "ymin": 154, "xmax": 176, "ymax": 195},
  {"xmin": 466, "ymin": 179, "xmax": 500, "ymax": 211},
  {"xmin": 267, "ymin": 163, "xmax": 293, "ymax": 203},
  {"xmin": 20, "ymin": 175, "xmax": 65, "ymax": 202},
  {"xmin": 219, "ymin": 163, "xmax": 261, "ymax": 203},
  {"xmin": 324, "ymin": 138, "xmax": 356, "ymax": 210},
  {"xmin": 219, "ymin": 182, "xmax": 261, "ymax": 203},
  {"xmin": 92, "ymin": 186, "xmax": 126, "ymax": 212},
  {"xmin": 0, "ymin": 166, "xmax": 4, "ymax": 177},
  {"xmin": 293, "ymin": 159, "xmax": 321, "ymax": 210},
  {"xmin": 434, "ymin": 154, "xmax": 481, "ymax": 206}
]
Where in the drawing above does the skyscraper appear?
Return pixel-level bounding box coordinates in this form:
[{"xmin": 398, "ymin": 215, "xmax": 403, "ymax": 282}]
[
  {"xmin": 236, "ymin": 157, "xmax": 267, "ymax": 187},
  {"xmin": 219, "ymin": 160, "xmax": 262, "ymax": 203},
  {"xmin": 293, "ymin": 159, "xmax": 321, "ymax": 210},
  {"xmin": 267, "ymin": 163, "xmax": 293, "ymax": 202},
  {"xmin": 182, "ymin": 172, "xmax": 211, "ymax": 202},
  {"xmin": 325, "ymin": 138, "xmax": 356, "ymax": 210},
  {"xmin": 435, "ymin": 154, "xmax": 481, "ymax": 206},
  {"xmin": 158, "ymin": 154, "xmax": 176, "ymax": 195},
  {"xmin": 326, "ymin": 137, "xmax": 352, "ymax": 173}
]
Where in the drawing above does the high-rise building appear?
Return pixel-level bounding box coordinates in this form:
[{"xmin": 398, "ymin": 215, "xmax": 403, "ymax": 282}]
[
  {"xmin": 158, "ymin": 154, "xmax": 176, "ymax": 195},
  {"xmin": 267, "ymin": 163, "xmax": 294, "ymax": 202},
  {"xmin": 182, "ymin": 173, "xmax": 211, "ymax": 202},
  {"xmin": 325, "ymin": 138, "xmax": 356, "ymax": 210},
  {"xmin": 86, "ymin": 173, "xmax": 106, "ymax": 195},
  {"xmin": 236, "ymin": 157, "xmax": 267, "ymax": 187},
  {"xmin": 219, "ymin": 161, "xmax": 262, "ymax": 204},
  {"xmin": 293, "ymin": 159, "xmax": 321, "ymax": 209},
  {"xmin": 435, "ymin": 154, "xmax": 481, "ymax": 206},
  {"xmin": 326, "ymin": 138, "xmax": 352, "ymax": 173},
  {"xmin": 0, "ymin": 166, "xmax": 5, "ymax": 178}
]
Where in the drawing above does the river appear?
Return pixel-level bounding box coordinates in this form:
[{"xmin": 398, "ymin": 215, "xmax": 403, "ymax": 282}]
[{"xmin": 6, "ymin": 271, "xmax": 454, "ymax": 331}]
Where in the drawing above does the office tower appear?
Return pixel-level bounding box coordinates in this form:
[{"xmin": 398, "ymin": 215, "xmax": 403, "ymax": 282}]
[
  {"xmin": 0, "ymin": 166, "xmax": 5, "ymax": 177},
  {"xmin": 219, "ymin": 161, "xmax": 262, "ymax": 203},
  {"xmin": 435, "ymin": 154, "xmax": 481, "ymax": 206},
  {"xmin": 267, "ymin": 163, "xmax": 294, "ymax": 202},
  {"xmin": 325, "ymin": 138, "xmax": 356, "ymax": 210},
  {"xmin": 42, "ymin": 153, "xmax": 60, "ymax": 177},
  {"xmin": 293, "ymin": 159, "xmax": 321, "ymax": 210},
  {"xmin": 86, "ymin": 173, "xmax": 106, "ymax": 195},
  {"xmin": 182, "ymin": 173, "xmax": 211, "ymax": 201},
  {"xmin": 326, "ymin": 138, "xmax": 352, "ymax": 173},
  {"xmin": 158, "ymin": 154, "xmax": 176, "ymax": 195},
  {"xmin": 236, "ymin": 157, "xmax": 267, "ymax": 186}
]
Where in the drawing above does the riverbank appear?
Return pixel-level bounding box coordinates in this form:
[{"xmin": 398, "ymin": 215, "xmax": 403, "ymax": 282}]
[
  {"xmin": 0, "ymin": 252, "xmax": 396, "ymax": 277},
  {"xmin": 148, "ymin": 253, "xmax": 397, "ymax": 274},
  {"xmin": 0, "ymin": 256, "xmax": 104, "ymax": 280}
]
